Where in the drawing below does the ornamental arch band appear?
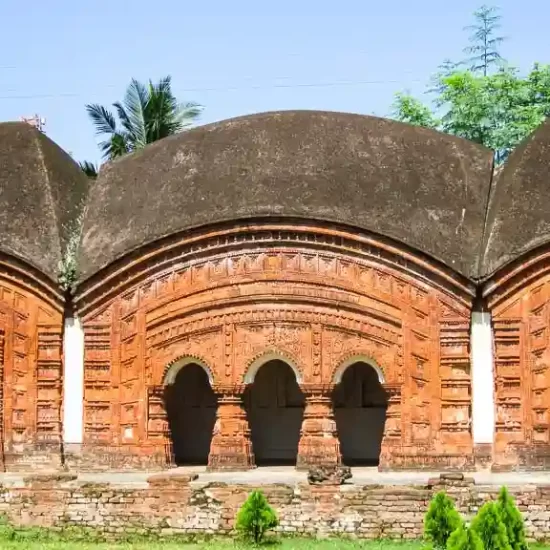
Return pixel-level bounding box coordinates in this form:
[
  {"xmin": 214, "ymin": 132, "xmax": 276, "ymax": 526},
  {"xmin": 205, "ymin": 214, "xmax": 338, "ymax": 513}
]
[{"xmin": 73, "ymin": 223, "xmax": 475, "ymax": 471}]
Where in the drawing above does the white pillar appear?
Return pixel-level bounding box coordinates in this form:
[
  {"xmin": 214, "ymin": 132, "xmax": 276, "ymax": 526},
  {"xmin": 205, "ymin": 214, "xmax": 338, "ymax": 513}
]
[
  {"xmin": 470, "ymin": 310, "xmax": 495, "ymax": 444},
  {"xmin": 63, "ymin": 316, "xmax": 85, "ymax": 444}
]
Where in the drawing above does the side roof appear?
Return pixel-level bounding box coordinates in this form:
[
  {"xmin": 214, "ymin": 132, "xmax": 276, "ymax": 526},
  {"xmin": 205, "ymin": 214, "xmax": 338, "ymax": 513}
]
[
  {"xmin": 78, "ymin": 110, "xmax": 494, "ymax": 281},
  {"xmin": 480, "ymin": 119, "xmax": 550, "ymax": 278},
  {"xmin": 0, "ymin": 122, "xmax": 89, "ymax": 281}
]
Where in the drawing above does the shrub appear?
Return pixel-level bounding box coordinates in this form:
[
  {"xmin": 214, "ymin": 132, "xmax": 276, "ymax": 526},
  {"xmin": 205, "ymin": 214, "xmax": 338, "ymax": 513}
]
[
  {"xmin": 447, "ymin": 523, "xmax": 484, "ymax": 550},
  {"xmin": 235, "ymin": 490, "xmax": 279, "ymax": 544},
  {"xmin": 425, "ymin": 491, "xmax": 463, "ymax": 549},
  {"xmin": 496, "ymin": 486, "xmax": 528, "ymax": 550},
  {"xmin": 471, "ymin": 500, "xmax": 511, "ymax": 550}
]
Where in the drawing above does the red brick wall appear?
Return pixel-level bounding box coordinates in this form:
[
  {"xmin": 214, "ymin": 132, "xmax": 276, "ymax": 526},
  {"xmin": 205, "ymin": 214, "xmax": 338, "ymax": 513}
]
[
  {"xmin": 74, "ymin": 223, "xmax": 475, "ymax": 471},
  {"xmin": 0, "ymin": 476, "xmax": 549, "ymax": 541},
  {"xmin": 0, "ymin": 273, "xmax": 64, "ymax": 471}
]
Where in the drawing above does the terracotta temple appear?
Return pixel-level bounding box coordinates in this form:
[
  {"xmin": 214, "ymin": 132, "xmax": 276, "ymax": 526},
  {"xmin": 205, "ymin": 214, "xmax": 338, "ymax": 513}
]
[{"xmin": 1, "ymin": 110, "xmax": 550, "ymax": 473}]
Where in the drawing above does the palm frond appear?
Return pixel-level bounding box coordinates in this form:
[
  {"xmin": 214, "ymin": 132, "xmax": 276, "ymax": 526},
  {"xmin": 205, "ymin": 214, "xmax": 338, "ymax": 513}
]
[
  {"xmin": 122, "ymin": 79, "xmax": 150, "ymax": 149},
  {"xmin": 85, "ymin": 104, "xmax": 119, "ymax": 135},
  {"xmin": 79, "ymin": 160, "xmax": 99, "ymax": 179}
]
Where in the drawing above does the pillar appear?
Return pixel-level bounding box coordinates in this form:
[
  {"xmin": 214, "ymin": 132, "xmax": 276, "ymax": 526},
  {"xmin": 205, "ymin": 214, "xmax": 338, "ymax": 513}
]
[
  {"xmin": 296, "ymin": 384, "xmax": 341, "ymax": 470},
  {"xmin": 378, "ymin": 383, "xmax": 402, "ymax": 471},
  {"xmin": 207, "ymin": 385, "xmax": 255, "ymax": 471},
  {"xmin": 470, "ymin": 310, "xmax": 495, "ymax": 466},
  {"xmin": 62, "ymin": 316, "xmax": 85, "ymax": 448}
]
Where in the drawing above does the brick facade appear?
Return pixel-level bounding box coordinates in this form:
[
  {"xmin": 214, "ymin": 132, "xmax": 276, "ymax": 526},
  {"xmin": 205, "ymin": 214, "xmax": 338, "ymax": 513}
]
[
  {"xmin": 71, "ymin": 222, "xmax": 476, "ymax": 472},
  {"xmin": 0, "ymin": 268, "xmax": 64, "ymax": 471},
  {"xmin": 0, "ymin": 475, "xmax": 550, "ymax": 541}
]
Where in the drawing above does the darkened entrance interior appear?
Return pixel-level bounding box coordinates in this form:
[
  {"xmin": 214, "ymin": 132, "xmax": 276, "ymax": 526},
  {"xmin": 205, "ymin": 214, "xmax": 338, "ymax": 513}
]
[
  {"xmin": 333, "ymin": 362, "xmax": 388, "ymax": 466},
  {"xmin": 244, "ymin": 360, "xmax": 305, "ymax": 465},
  {"xmin": 164, "ymin": 363, "xmax": 217, "ymax": 465}
]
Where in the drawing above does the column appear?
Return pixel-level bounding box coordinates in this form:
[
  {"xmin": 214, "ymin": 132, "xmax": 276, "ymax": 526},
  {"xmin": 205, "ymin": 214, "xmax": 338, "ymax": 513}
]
[
  {"xmin": 471, "ymin": 311, "xmax": 495, "ymax": 445},
  {"xmin": 379, "ymin": 383, "xmax": 402, "ymax": 471},
  {"xmin": 296, "ymin": 384, "xmax": 341, "ymax": 470},
  {"xmin": 207, "ymin": 385, "xmax": 255, "ymax": 471},
  {"xmin": 62, "ymin": 316, "xmax": 85, "ymax": 447}
]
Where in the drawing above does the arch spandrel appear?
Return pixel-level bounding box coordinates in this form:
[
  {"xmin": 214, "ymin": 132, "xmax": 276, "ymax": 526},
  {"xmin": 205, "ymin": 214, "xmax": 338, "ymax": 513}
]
[
  {"xmin": 332, "ymin": 354, "xmax": 386, "ymax": 385},
  {"xmin": 242, "ymin": 350, "xmax": 304, "ymax": 384},
  {"xmin": 163, "ymin": 356, "xmax": 215, "ymax": 386}
]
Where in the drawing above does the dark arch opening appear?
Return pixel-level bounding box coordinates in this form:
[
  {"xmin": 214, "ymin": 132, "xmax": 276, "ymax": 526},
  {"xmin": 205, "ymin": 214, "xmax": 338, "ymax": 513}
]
[
  {"xmin": 244, "ymin": 359, "xmax": 305, "ymax": 466},
  {"xmin": 163, "ymin": 363, "xmax": 217, "ymax": 466},
  {"xmin": 333, "ymin": 362, "xmax": 388, "ymax": 466}
]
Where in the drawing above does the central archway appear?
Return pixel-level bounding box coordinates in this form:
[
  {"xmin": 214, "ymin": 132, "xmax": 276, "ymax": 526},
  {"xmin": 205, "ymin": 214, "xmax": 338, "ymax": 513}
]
[
  {"xmin": 333, "ymin": 361, "xmax": 388, "ymax": 466},
  {"xmin": 163, "ymin": 362, "xmax": 217, "ymax": 465},
  {"xmin": 244, "ymin": 359, "xmax": 305, "ymax": 465}
]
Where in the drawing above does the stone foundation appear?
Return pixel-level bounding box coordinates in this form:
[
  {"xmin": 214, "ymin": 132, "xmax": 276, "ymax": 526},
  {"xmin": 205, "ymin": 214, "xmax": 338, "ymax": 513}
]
[{"xmin": 0, "ymin": 474, "xmax": 549, "ymax": 541}]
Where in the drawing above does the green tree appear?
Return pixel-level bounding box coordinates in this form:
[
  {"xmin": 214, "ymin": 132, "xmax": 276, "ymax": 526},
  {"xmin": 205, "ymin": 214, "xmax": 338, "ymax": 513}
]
[
  {"xmin": 235, "ymin": 490, "xmax": 279, "ymax": 545},
  {"xmin": 471, "ymin": 501, "xmax": 511, "ymax": 550},
  {"xmin": 496, "ymin": 487, "xmax": 528, "ymax": 550},
  {"xmin": 86, "ymin": 76, "xmax": 201, "ymax": 160},
  {"xmin": 447, "ymin": 523, "xmax": 484, "ymax": 550},
  {"xmin": 463, "ymin": 5, "xmax": 506, "ymax": 75},
  {"xmin": 392, "ymin": 4, "xmax": 550, "ymax": 163},
  {"xmin": 424, "ymin": 492, "xmax": 463, "ymax": 549}
]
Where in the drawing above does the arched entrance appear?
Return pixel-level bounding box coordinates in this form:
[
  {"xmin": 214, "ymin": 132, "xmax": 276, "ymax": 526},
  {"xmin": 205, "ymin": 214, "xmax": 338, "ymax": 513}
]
[
  {"xmin": 244, "ymin": 359, "xmax": 305, "ymax": 465},
  {"xmin": 333, "ymin": 361, "xmax": 388, "ymax": 465},
  {"xmin": 163, "ymin": 362, "xmax": 217, "ymax": 465}
]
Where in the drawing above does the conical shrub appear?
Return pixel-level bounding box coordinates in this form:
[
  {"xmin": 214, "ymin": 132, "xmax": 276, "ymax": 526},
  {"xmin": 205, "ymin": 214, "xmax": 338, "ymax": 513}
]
[
  {"xmin": 496, "ymin": 486, "xmax": 528, "ymax": 550},
  {"xmin": 425, "ymin": 491, "xmax": 463, "ymax": 549},
  {"xmin": 471, "ymin": 500, "xmax": 511, "ymax": 550},
  {"xmin": 447, "ymin": 523, "xmax": 484, "ymax": 550},
  {"xmin": 235, "ymin": 490, "xmax": 279, "ymax": 544}
]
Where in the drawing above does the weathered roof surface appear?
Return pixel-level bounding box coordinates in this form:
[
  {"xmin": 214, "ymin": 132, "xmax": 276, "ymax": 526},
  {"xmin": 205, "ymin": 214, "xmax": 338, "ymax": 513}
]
[
  {"xmin": 79, "ymin": 110, "xmax": 494, "ymax": 281},
  {"xmin": 480, "ymin": 119, "xmax": 550, "ymax": 278},
  {"xmin": 0, "ymin": 122, "xmax": 89, "ymax": 281}
]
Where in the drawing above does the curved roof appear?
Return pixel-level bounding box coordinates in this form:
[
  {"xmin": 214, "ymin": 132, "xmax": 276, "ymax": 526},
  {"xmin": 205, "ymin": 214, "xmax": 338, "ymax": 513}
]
[
  {"xmin": 480, "ymin": 119, "xmax": 550, "ymax": 278},
  {"xmin": 79, "ymin": 110, "xmax": 495, "ymax": 281},
  {"xmin": 0, "ymin": 122, "xmax": 89, "ymax": 281}
]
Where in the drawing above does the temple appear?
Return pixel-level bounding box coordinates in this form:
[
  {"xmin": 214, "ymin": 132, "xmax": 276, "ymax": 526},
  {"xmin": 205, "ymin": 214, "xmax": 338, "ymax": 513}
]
[{"xmin": 0, "ymin": 111, "xmax": 549, "ymax": 473}]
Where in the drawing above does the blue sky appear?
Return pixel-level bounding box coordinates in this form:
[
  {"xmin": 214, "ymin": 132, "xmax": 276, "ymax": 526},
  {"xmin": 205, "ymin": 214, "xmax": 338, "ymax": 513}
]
[{"xmin": 1, "ymin": 0, "xmax": 548, "ymax": 165}]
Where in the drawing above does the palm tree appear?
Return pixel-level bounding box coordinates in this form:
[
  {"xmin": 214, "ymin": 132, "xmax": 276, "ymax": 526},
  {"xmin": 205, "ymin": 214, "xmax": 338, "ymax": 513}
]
[
  {"xmin": 86, "ymin": 76, "xmax": 202, "ymax": 160},
  {"xmin": 79, "ymin": 160, "xmax": 99, "ymax": 179}
]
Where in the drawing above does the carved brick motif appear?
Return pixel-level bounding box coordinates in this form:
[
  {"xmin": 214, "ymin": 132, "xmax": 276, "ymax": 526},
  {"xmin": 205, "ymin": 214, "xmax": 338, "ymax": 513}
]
[
  {"xmin": 78, "ymin": 225, "xmax": 474, "ymax": 471},
  {"xmin": 490, "ymin": 265, "xmax": 550, "ymax": 470},
  {"xmin": 0, "ymin": 276, "xmax": 64, "ymax": 470}
]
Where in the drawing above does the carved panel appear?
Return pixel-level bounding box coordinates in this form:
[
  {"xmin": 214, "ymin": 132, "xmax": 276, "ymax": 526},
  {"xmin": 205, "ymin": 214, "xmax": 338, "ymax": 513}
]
[
  {"xmin": 0, "ymin": 277, "xmax": 63, "ymax": 467},
  {"xmin": 78, "ymin": 228, "xmax": 474, "ymax": 470}
]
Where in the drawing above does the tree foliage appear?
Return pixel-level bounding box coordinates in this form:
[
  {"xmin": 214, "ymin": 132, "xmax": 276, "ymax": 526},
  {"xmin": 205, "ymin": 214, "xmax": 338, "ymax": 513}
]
[
  {"xmin": 447, "ymin": 523, "xmax": 484, "ymax": 550},
  {"xmin": 471, "ymin": 501, "xmax": 511, "ymax": 550},
  {"xmin": 424, "ymin": 492, "xmax": 463, "ymax": 549},
  {"xmin": 496, "ymin": 487, "xmax": 528, "ymax": 550},
  {"xmin": 86, "ymin": 76, "xmax": 201, "ymax": 161},
  {"xmin": 235, "ymin": 490, "xmax": 279, "ymax": 544},
  {"xmin": 463, "ymin": 5, "xmax": 506, "ymax": 75},
  {"xmin": 392, "ymin": 5, "xmax": 550, "ymax": 164}
]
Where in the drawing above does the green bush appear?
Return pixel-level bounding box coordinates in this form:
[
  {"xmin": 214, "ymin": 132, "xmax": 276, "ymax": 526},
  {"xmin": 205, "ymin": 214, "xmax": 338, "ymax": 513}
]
[
  {"xmin": 447, "ymin": 523, "xmax": 484, "ymax": 550},
  {"xmin": 235, "ymin": 490, "xmax": 279, "ymax": 544},
  {"xmin": 471, "ymin": 500, "xmax": 511, "ymax": 550},
  {"xmin": 496, "ymin": 486, "xmax": 528, "ymax": 550},
  {"xmin": 424, "ymin": 491, "xmax": 463, "ymax": 549}
]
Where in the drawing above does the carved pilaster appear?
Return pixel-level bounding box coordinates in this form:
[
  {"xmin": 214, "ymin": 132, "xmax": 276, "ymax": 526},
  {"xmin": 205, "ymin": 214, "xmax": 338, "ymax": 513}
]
[
  {"xmin": 296, "ymin": 384, "xmax": 341, "ymax": 470},
  {"xmin": 0, "ymin": 329, "xmax": 4, "ymax": 471},
  {"xmin": 207, "ymin": 385, "xmax": 255, "ymax": 471},
  {"xmin": 379, "ymin": 383, "xmax": 402, "ymax": 470}
]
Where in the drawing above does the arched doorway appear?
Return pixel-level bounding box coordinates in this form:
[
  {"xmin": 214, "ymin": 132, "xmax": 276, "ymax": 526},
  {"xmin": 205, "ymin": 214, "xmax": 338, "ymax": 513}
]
[
  {"xmin": 163, "ymin": 363, "xmax": 217, "ymax": 465},
  {"xmin": 333, "ymin": 361, "xmax": 388, "ymax": 465},
  {"xmin": 244, "ymin": 360, "xmax": 305, "ymax": 465}
]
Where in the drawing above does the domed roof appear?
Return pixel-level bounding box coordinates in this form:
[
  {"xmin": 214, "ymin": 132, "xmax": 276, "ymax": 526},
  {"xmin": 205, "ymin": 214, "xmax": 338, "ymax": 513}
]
[
  {"xmin": 79, "ymin": 110, "xmax": 494, "ymax": 281},
  {"xmin": 480, "ymin": 119, "xmax": 550, "ymax": 278},
  {"xmin": 0, "ymin": 122, "xmax": 89, "ymax": 281}
]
